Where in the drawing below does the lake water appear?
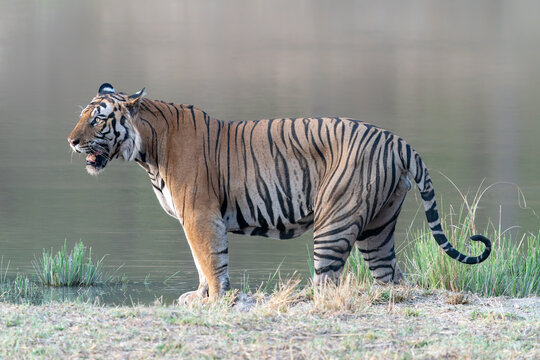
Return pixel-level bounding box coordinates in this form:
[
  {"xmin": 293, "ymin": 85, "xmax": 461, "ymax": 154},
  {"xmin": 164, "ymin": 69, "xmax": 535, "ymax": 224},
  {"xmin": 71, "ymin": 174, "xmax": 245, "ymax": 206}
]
[{"xmin": 1, "ymin": 0, "xmax": 539, "ymax": 304}]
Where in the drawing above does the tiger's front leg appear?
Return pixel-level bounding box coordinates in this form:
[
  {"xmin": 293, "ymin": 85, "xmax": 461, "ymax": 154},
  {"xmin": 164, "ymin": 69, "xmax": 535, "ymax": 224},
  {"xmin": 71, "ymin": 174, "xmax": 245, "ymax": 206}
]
[
  {"xmin": 180, "ymin": 214, "xmax": 230, "ymax": 302},
  {"xmin": 178, "ymin": 256, "xmax": 209, "ymax": 304}
]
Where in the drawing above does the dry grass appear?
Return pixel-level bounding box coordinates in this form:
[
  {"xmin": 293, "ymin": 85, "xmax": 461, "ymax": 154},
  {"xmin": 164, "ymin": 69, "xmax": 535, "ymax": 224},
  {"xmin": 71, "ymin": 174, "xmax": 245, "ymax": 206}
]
[
  {"xmin": 265, "ymin": 276, "xmax": 303, "ymax": 312},
  {"xmin": 446, "ymin": 292, "xmax": 470, "ymax": 305},
  {"xmin": 311, "ymin": 274, "xmax": 366, "ymax": 313},
  {"xmin": 1, "ymin": 277, "xmax": 538, "ymax": 359}
]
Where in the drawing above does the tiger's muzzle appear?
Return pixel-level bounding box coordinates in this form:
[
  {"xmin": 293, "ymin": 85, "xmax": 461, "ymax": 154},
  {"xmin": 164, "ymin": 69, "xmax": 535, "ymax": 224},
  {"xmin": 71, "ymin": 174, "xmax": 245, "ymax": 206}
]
[
  {"xmin": 68, "ymin": 137, "xmax": 109, "ymax": 175},
  {"xmin": 85, "ymin": 150, "xmax": 108, "ymax": 174}
]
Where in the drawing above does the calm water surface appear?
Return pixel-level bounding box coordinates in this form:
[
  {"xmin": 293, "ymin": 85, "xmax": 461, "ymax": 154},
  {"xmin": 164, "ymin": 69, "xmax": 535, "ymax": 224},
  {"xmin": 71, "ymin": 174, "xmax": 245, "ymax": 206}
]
[{"xmin": 1, "ymin": 1, "xmax": 539, "ymax": 304}]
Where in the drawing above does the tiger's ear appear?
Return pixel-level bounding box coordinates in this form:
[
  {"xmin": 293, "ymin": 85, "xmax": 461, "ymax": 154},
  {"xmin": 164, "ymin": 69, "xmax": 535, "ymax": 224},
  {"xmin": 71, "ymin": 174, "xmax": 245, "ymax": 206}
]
[
  {"xmin": 126, "ymin": 88, "xmax": 146, "ymax": 116},
  {"xmin": 98, "ymin": 83, "xmax": 115, "ymax": 95}
]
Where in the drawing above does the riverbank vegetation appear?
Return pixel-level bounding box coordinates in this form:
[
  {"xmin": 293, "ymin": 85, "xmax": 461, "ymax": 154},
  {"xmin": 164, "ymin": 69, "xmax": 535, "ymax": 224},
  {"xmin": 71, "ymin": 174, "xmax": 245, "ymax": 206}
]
[
  {"xmin": 1, "ymin": 241, "xmax": 125, "ymax": 304},
  {"xmin": 0, "ymin": 187, "xmax": 539, "ymax": 358}
]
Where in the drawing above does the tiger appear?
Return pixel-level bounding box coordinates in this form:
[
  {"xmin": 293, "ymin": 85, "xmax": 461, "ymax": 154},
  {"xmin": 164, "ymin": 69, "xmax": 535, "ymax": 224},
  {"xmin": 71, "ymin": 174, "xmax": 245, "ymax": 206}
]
[{"xmin": 68, "ymin": 83, "xmax": 491, "ymax": 302}]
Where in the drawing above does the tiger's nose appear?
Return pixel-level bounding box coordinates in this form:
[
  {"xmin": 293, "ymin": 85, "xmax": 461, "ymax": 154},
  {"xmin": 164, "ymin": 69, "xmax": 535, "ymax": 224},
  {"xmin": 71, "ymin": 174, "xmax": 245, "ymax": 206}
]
[{"xmin": 68, "ymin": 137, "xmax": 80, "ymax": 147}]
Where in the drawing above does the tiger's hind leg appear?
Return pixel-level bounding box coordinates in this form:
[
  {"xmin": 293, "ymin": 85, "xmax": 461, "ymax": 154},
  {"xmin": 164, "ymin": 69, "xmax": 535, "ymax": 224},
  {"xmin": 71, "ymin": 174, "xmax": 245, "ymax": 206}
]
[
  {"xmin": 356, "ymin": 175, "xmax": 412, "ymax": 284},
  {"xmin": 312, "ymin": 208, "xmax": 362, "ymax": 285}
]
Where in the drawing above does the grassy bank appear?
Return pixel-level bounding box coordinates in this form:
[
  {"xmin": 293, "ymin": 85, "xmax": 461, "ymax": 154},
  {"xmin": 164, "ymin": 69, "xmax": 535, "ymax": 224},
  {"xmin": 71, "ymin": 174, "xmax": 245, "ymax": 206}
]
[
  {"xmin": 2, "ymin": 244, "xmax": 538, "ymax": 358},
  {"xmin": 0, "ymin": 285, "xmax": 538, "ymax": 359}
]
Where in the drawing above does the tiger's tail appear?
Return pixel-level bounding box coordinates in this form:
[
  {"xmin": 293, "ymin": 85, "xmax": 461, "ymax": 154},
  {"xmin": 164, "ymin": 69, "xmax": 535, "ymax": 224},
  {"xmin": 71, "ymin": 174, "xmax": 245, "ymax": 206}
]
[{"xmin": 401, "ymin": 141, "xmax": 491, "ymax": 264}]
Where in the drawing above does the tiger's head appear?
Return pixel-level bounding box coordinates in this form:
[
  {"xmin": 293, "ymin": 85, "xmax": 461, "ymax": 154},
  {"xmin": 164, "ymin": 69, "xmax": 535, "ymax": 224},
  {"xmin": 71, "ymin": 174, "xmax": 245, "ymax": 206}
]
[{"xmin": 68, "ymin": 83, "xmax": 145, "ymax": 175}]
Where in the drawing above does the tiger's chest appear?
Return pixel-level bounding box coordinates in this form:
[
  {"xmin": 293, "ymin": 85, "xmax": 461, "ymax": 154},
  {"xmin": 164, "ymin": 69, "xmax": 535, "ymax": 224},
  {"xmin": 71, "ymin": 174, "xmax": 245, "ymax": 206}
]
[{"xmin": 148, "ymin": 171, "xmax": 178, "ymax": 219}]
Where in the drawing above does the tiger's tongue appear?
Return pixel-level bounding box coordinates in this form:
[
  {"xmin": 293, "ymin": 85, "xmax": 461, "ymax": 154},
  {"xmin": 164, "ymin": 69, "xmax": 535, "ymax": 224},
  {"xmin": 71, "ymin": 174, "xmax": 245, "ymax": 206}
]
[{"xmin": 86, "ymin": 151, "xmax": 103, "ymax": 163}]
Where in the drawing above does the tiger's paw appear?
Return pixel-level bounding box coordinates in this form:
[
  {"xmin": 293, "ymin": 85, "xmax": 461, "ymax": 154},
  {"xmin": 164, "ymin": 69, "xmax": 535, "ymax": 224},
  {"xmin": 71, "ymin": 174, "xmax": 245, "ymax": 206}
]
[
  {"xmin": 313, "ymin": 270, "xmax": 341, "ymax": 286},
  {"xmin": 178, "ymin": 289, "xmax": 209, "ymax": 305}
]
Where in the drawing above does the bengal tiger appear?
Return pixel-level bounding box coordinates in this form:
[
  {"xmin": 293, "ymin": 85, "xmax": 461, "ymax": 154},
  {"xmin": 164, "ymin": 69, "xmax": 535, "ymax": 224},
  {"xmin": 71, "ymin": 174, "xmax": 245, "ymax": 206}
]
[{"xmin": 68, "ymin": 83, "xmax": 491, "ymax": 302}]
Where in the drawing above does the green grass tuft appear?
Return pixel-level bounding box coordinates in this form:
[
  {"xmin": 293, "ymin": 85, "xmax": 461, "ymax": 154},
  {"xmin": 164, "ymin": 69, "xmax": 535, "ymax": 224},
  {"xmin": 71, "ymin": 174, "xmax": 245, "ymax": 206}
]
[
  {"xmin": 342, "ymin": 228, "xmax": 539, "ymax": 298},
  {"xmin": 1, "ymin": 242, "xmax": 126, "ymax": 304},
  {"xmin": 403, "ymin": 229, "xmax": 539, "ymax": 297},
  {"xmin": 32, "ymin": 241, "xmax": 121, "ymax": 287}
]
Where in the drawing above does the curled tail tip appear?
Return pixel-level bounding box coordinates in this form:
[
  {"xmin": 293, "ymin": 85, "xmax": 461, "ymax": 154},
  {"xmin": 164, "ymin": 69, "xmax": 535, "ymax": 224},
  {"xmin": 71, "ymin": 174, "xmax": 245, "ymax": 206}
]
[
  {"xmin": 469, "ymin": 234, "xmax": 492, "ymax": 264},
  {"xmin": 470, "ymin": 234, "xmax": 492, "ymax": 249}
]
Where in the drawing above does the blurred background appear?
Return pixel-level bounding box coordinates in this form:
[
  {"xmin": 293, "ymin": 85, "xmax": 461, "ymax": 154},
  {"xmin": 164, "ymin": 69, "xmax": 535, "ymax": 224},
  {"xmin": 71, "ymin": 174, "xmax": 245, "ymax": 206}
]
[{"xmin": 1, "ymin": 0, "xmax": 539, "ymax": 303}]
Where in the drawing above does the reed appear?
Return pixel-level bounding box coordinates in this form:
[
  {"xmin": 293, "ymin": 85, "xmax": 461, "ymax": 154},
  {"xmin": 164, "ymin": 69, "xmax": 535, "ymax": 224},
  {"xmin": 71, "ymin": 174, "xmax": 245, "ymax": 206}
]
[
  {"xmin": 32, "ymin": 241, "xmax": 120, "ymax": 287},
  {"xmin": 402, "ymin": 221, "xmax": 539, "ymax": 298}
]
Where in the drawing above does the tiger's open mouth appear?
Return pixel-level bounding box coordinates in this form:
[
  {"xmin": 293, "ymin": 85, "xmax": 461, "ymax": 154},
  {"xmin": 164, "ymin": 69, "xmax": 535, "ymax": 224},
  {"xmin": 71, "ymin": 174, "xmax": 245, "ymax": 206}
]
[{"xmin": 85, "ymin": 150, "xmax": 108, "ymax": 174}]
